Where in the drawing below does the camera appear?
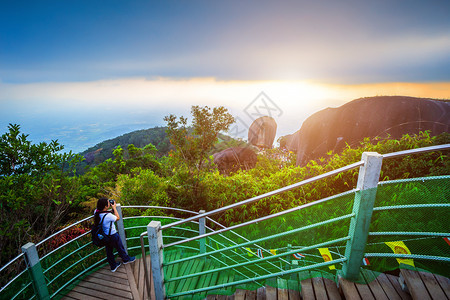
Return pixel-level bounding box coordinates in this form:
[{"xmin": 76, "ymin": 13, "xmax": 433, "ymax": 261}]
[{"xmin": 108, "ymin": 199, "xmax": 115, "ymax": 205}]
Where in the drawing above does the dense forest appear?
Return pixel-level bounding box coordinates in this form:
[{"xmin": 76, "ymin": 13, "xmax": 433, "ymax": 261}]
[{"xmin": 0, "ymin": 105, "xmax": 449, "ymax": 267}]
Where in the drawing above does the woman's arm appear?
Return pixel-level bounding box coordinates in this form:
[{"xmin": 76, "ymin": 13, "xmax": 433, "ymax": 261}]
[{"xmin": 111, "ymin": 202, "xmax": 120, "ymax": 220}]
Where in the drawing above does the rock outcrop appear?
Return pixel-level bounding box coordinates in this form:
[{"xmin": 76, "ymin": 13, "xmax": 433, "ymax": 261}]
[
  {"xmin": 213, "ymin": 147, "xmax": 257, "ymax": 174},
  {"xmin": 248, "ymin": 116, "xmax": 277, "ymax": 149},
  {"xmin": 284, "ymin": 96, "xmax": 450, "ymax": 166}
]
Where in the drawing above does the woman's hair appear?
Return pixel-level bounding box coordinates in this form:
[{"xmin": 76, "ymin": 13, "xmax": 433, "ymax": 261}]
[{"xmin": 94, "ymin": 197, "xmax": 109, "ymax": 225}]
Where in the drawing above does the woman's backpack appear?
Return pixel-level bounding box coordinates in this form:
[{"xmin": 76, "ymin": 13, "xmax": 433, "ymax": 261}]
[{"xmin": 92, "ymin": 212, "xmax": 112, "ymax": 247}]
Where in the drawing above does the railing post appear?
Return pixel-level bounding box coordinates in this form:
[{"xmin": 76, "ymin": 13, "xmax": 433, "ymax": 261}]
[
  {"xmin": 199, "ymin": 210, "xmax": 206, "ymax": 254},
  {"xmin": 22, "ymin": 243, "xmax": 50, "ymax": 300},
  {"xmin": 148, "ymin": 221, "xmax": 166, "ymax": 300},
  {"xmin": 342, "ymin": 152, "xmax": 383, "ymax": 281},
  {"xmin": 116, "ymin": 204, "xmax": 128, "ymax": 254}
]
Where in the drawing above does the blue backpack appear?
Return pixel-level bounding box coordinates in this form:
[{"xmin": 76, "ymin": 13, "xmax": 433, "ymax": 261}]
[{"xmin": 92, "ymin": 212, "xmax": 112, "ymax": 247}]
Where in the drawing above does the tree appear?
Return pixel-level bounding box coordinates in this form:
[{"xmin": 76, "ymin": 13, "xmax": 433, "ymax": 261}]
[
  {"xmin": 0, "ymin": 124, "xmax": 83, "ymax": 265},
  {"xmin": 164, "ymin": 105, "xmax": 235, "ymax": 171},
  {"xmin": 164, "ymin": 106, "xmax": 235, "ymax": 210}
]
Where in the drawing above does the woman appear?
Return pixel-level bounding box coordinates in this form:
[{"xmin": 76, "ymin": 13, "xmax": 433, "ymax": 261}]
[{"xmin": 94, "ymin": 197, "xmax": 135, "ymax": 272}]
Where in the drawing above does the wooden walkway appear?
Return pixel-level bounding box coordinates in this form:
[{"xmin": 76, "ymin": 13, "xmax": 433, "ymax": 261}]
[
  {"xmin": 62, "ymin": 256, "xmax": 449, "ymax": 300},
  {"xmin": 62, "ymin": 256, "xmax": 153, "ymax": 300}
]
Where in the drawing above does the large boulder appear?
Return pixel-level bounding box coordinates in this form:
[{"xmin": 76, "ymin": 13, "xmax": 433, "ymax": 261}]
[
  {"xmin": 248, "ymin": 116, "xmax": 277, "ymax": 148},
  {"xmin": 213, "ymin": 147, "xmax": 257, "ymax": 174},
  {"xmin": 290, "ymin": 96, "xmax": 450, "ymax": 166}
]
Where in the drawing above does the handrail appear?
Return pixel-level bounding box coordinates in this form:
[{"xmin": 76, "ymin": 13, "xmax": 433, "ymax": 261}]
[
  {"xmin": 161, "ymin": 161, "xmax": 364, "ymax": 230},
  {"xmin": 35, "ymin": 215, "xmax": 93, "ymax": 247},
  {"xmin": 164, "ymin": 190, "xmax": 357, "ymax": 249},
  {"xmin": 0, "ymin": 253, "xmax": 24, "ymax": 274},
  {"xmin": 164, "ymin": 213, "xmax": 355, "ymax": 264},
  {"xmin": 382, "ymin": 143, "xmax": 450, "ymax": 159},
  {"xmin": 166, "ymin": 236, "xmax": 350, "ymax": 283}
]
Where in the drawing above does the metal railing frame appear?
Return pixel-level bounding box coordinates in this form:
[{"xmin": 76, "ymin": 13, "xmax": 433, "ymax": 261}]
[
  {"xmin": 1, "ymin": 143, "xmax": 449, "ymax": 299},
  {"xmin": 147, "ymin": 144, "xmax": 449, "ymax": 299}
]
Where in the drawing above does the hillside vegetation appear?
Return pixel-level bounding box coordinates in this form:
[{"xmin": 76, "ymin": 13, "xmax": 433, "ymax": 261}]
[
  {"xmin": 0, "ymin": 105, "xmax": 449, "ymax": 267},
  {"xmin": 76, "ymin": 126, "xmax": 246, "ymax": 173}
]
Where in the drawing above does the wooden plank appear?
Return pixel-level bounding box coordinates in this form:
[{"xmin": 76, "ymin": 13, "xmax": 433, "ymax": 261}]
[
  {"xmin": 197, "ymin": 264, "xmax": 216, "ymax": 299},
  {"xmin": 400, "ymin": 269, "xmax": 432, "ymax": 300},
  {"xmin": 139, "ymin": 255, "xmax": 146, "ymax": 299},
  {"xmin": 433, "ymin": 273, "xmax": 450, "ymax": 299},
  {"xmin": 256, "ymin": 286, "xmax": 266, "ymax": 300},
  {"xmin": 277, "ymin": 278, "xmax": 289, "ymax": 300},
  {"xmin": 133, "ymin": 255, "xmax": 140, "ymax": 282},
  {"xmin": 125, "ymin": 263, "xmax": 141, "ymax": 300},
  {"xmin": 418, "ymin": 271, "xmax": 447, "ymax": 300},
  {"xmin": 245, "ymin": 289, "xmax": 257, "ymax": 300},
  {"xmin": 300, "ymin": 278, "xmax": 315, "ymax": 300},
  {"xmin": 311, "ymin": 277, "xmax": 327, "ymax": 300},
  {"xmin": 354, "ymin": 281, "xmax": 375, "ymax": 300},
  {"xmin": 65, "ymin": 290, "xmax": 101, "ymax": 300},
  {"xmin": 187, "ymin": 259, "xmax": 206, "ymax": 293},
  {"xmin": 234, "ymin": 289, "xmax": 246, "ymax": 300},
  {"xmin": 323, "ymin": 278, "xmax": 342, "ymax": 300},
  {"xmin": 375, "ymin": 273, "xmax": 403, "ymax": 300},
  {"xmin": 77, "ymin": 281, "xmax": 133, "ymax": 299},
  {"xmin": 204, "ymin": 271, "xmax": 220, "ymax": 299},
  {"xmin": 361, "ymin": 269, "xmax": 389, "ymax": 300},
  {"xmin": 84, "ymin": 275, "xmax": 131, "ymax": 291},
  {"xmin": 338, "ymin": 276, "xmax": 361, "ymax": 300},
  {"xmin": 227, "ymin": 294, "xmax": 235, "ymax": 300},
  {"xmin": 148, "ymin": 255, "xmax": 155, "ymax": 300},
  {"xmin": 97, "ymin": 267, "xmax": 128, "ymax": 279},
  {"xmin": 71, "ymin": 285, "xmax": 127, "ymax": 300},
  {"xmin": 90, "ymin": 271, "xmax": 130, "ymax": 285},
  {"xmin": 166, "ymin": 251, "xmax": 181, "ymax": 280},
  {"xmin": 386, "ymin": 274, "xmax": 412, "ymax": 300},
  {"xmin": 173, "ymin": 259, "xmax": 196, "ymax": 294},
  {"xmin": 287, "ymin": 280, "xmax": 300, "ymax": 300},
  {"xmin": 265, "ymin": 284, "xmax": 277, "ymax": 300}
]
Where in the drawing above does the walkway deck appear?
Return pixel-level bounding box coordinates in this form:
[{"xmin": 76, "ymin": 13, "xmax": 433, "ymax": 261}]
[
  {"xmin": 62, "ymin": 256, "xmax": 152, "ymax": 300},
  {"xmin": 61, "ymin": 256, "xmax": 449, "ymax": 300}
]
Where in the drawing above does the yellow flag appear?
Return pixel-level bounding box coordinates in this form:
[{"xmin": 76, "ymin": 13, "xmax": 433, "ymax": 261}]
[
  {"xmin": 318, "ymin": 248, "xmax": 335, "ymax": 270},
  {"xmin": 385, "ymin": 241, "xmax": 415, "ymax": 267},
  {"xmin": 270, "ymin": 249, "xmax": 277, "ymax": 256},
  {"xmin": 245, "ymin": 247, "xmax": 254, "ymax": 257}
]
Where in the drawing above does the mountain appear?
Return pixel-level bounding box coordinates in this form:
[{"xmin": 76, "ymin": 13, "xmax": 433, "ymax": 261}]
[
  {"xmin": 76, "ymin": 126, "xmax": 247, "ymax": 172},
  {"xmin": 280, "ymin": 96, "xmax": 450, "ymax": 166}
]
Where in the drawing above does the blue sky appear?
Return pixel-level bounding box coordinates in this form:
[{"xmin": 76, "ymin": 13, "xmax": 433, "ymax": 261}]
[{"xmin": 1, "ymin": 1, "xmax": 449, "ymax": 152}]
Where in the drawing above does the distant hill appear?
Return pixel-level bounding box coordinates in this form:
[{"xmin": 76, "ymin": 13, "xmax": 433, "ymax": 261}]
[{"xmin": 76, "ymin": 126, "xmax": 248, "ymax": 172}]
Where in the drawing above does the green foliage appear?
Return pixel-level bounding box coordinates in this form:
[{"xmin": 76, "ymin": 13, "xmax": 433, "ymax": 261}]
[
  {"xmin": 116, "ymin": 168, "xmax": 169, "ymax": 206},
  {"xmin": 163, "ymin": 105, "xmax": 235, "ymax": 210},
  {"xmin": 0, "ymin": 124, "xmax": 84, "ymax": 266},
  {"xmin": 164, "ymin": 105, "xmax": 235, "ymax": 171}
]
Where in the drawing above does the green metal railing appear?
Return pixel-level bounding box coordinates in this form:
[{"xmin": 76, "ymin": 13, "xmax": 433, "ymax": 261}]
[
  {"xmin": 145, "ymin": 146, "xmax": 450, "ymax": 299},
  {"xmin": 1, "ymin": 144, "xmax": 449, "ymax": 299}
]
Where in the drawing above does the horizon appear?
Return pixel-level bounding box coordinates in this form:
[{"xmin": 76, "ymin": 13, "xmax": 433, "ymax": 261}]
[{"xmin": 1, "ymin": 1, "xmax": 449, "ymax": 153}]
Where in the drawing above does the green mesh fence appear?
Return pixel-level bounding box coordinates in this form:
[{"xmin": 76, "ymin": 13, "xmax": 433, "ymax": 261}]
[
  {"xmin": 364, "ymin": 176, "xmax": 450, "ymax": 278},
  {"xmin": 163, "ymin": 176, "xmax": 449, "ymax": 298}
]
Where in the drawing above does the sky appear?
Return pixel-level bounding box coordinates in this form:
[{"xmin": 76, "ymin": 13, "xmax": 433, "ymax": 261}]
[{"xmin": 1, "ymin": 0, "xmax": 449, "ymax": 153}]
